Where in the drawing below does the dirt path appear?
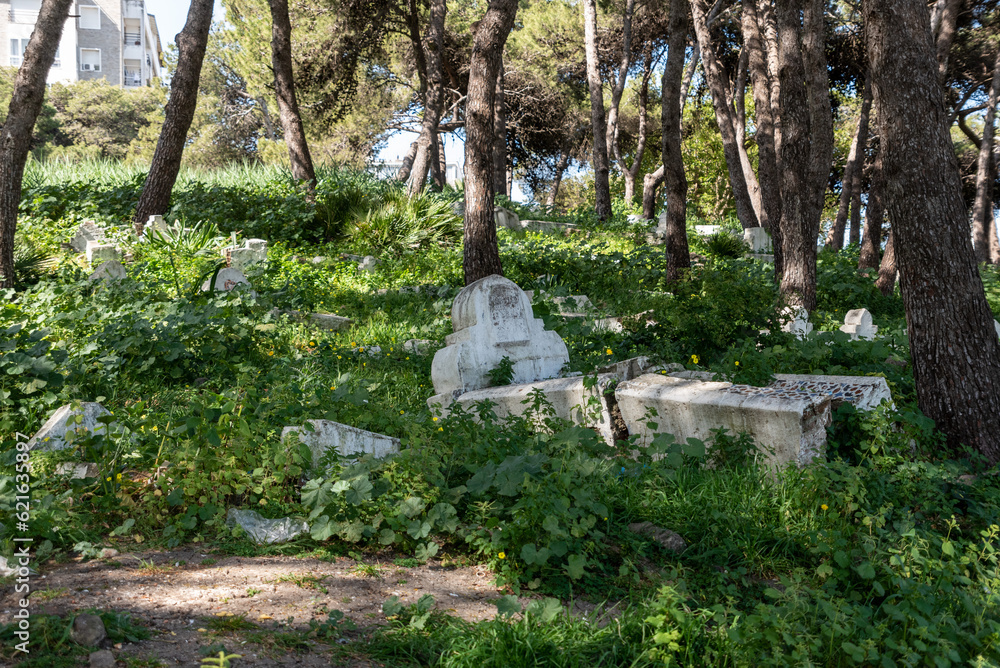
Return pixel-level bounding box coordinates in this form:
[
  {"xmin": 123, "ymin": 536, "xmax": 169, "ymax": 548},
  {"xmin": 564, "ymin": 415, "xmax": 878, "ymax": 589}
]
[{"xmin": 1, "ymin": 549, "xmax": 522, "ymax": 666}]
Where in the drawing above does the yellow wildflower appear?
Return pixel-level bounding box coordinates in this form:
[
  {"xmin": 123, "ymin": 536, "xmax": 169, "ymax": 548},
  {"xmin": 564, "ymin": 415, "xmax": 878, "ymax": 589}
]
[
  {"xmin": 821, "ymin": 504, "xmax": 829, "ymax": 511},
  {"xmin": 691, "ymin": 354, "xmax": 699, "ymax": 364},
  {"xmin": 498, "ymin": 552, "xmax": 506, "ymax": 560}
]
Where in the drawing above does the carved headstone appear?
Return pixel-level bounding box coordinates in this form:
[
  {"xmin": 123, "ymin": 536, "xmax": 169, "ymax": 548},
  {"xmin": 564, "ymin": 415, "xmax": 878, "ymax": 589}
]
[
  {"xmin": 70, "ymin": 221, "xmax": 105, "ymax": 253},
  {"xmin": 840, "ymin": 308, "xmax": 878, "ymax": 340},
  {"xmin": 780, "ymin": 306, "xmax": 813, "ymax": 338},
  {"xmin": 428, "ymin": 275, "xmax": 569, "ymax": 405}
]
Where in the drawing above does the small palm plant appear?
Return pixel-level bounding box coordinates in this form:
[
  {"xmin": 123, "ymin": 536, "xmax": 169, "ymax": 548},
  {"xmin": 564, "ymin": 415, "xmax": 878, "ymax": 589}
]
[{"xmin": 144, "ymin": 220, "xmax": 227, "ymax": 297}]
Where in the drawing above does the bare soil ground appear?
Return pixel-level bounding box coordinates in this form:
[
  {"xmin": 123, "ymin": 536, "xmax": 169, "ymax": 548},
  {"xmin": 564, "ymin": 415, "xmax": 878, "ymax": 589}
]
[{"xmin": 0, "ymin": 548, "xmax": 532, "ymax": 667}]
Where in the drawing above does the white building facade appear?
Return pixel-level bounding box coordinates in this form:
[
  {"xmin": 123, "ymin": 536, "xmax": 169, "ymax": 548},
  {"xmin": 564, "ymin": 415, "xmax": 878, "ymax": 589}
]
[{"xmin": 1, "ymin": 0, "xmax": 162, "ymax": 87}]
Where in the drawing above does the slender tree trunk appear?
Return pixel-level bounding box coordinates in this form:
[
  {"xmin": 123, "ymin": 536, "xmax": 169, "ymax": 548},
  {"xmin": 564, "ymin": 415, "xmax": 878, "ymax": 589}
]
[
  {"xmin": 257, "ymin": 96, "xmax": 276, "ymax": 140},
  {"xmin": 827, "ymin": 75, "xmax": 872, "ymax": 250},
  {"xmin": 760, "ymin": 0, "xmax": 783, "ymax": 157},
  {"xmin": 848, "ymin": 161, "xmax": 864, "ymax": 246},
  {"xmin": 935, "ymin": 0, "xmax": 962, "ymax": 82},
  {"xmin": 803, "ymin": 0, "xmax": 833, "ymax": 241},
  {"xmin": 972, "ymin": 48, "xmax": 1000, "ymax": 264},
  {"xmin": 133, "ymin": 0, "xmax": 214, "ymax": 231},
  {"xmin": 408, "ymin": 0, "xmax": 447, "ymax": 196},
  {"xmin": 269, "ymin": 0, "xmax": 315, "ymax": 186},
  {"xmin": 743, "ymin": 0, "xmax": 784, "ymax": 277},
  {"xmin": 680, "ymin": 41, "xmax": 700, "ymax": 105},
  {"xmin": 431, "ymin": 133, "xmax": 446, "ymax": 189},
  {"xmin": 606, "ymin": 0, "xmax": 636, "ymax": 163},
  {"xmin": 989, "ymin": 206, "xmax": 1000, "ymax": 264},
  {"xmin": 733, "ymin": 47, "xmax": 765, "ymax": 226},
  {"xmin": 642, "ymin": 166, "xmax": 665, "ymax": 219},
  {"xmin": 625, "ymin": 48, "xmax": 654, "ymax": 204},
  {"xmin": 547, "ymin": 148, "xmax": 570, "ymax": 207},
  {"xmin": 875, "ymin": 228, "xmax": 897, "ymax": 294},
  {"xmin": 493, "ymin": 61, "xmax": 507, "ymax": 196},
  {"xmin": 858, "ymin": 147, "xmax": 884, "ymax": 270},
  {"xmin": 463, "ymin": 0, "xmax": 518, "ymax": 285},
  {"xmin": 582, "ymin": 0, "xmax": 612, "ymax": 221},
  {"xmin": 691, "ymin": 0, "xmax": 759, "ymax": 229},
  {"xmin": 662, "ymin": 0, "xmax": 691, "ymax": 280},
  {"xmin": 0, "ymin": 0, "xmax": 73, "ymax": 287},
  {"xmin": 396, "ymin": 139, "xmax": 420, "ymax": 181},
  {"xmin": 866, "ymin": 0, "xmax": 1000, "ymax": 462}
]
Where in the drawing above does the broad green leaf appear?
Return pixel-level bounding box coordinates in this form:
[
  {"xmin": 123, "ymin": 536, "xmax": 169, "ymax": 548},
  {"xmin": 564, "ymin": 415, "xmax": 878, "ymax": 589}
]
[
  {"xmin": 495, "ymin": 595, "xmax": 521, "ymax": 618},
  {"xmin": 525, "ymin": 598, "xmax": 562, "ymax": 622},
  {"xmin": 566, "ymin": 554, "xmax": 586, "ymax": 579}
]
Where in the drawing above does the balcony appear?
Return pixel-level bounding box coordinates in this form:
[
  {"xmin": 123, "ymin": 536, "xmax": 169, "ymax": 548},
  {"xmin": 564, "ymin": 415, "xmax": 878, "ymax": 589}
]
[
  {"xmin": 123, "ymin": 69, "xmax": 142, "ymax": 87},
  {"xmin": 9, "ymin": 9, "xmax": 39, "ymax": 23},
  {"xmin": 124, "ymin": 32, "xmax": 141, "ymax": 46},
  {"xmin": 123, "ymin": 0, "xmax": 144, "ymax": 19}
]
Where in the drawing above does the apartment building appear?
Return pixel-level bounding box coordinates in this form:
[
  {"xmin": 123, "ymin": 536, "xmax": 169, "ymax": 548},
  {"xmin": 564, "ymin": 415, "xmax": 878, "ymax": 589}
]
[{"xmin": 1, "ymin": 0, "xmax": 163, "ymax": 87}]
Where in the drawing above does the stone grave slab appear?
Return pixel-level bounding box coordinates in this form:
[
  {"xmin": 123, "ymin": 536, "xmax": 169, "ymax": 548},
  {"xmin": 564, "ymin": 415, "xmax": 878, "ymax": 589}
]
[
  {"xmin": 55, "ymin": 462, "xmax": 100, "ymax": 479},
  {"xmin": 86, "ymin": 241, "xmax": 119, "ymax": 266},
  {"xmin": 694, "ymin": 225, "xmax": 722, "ymax": 236},
  {"xmin": 223, "ymin": 238, "xmax": 268, "ymax": 272},
  {"xmin": 281, "ymin": 420, "xmax": 400, "ymax": 470},
  {"xmin": 840, "ymin": 308, "xmax": 878, "ymax": 340},
  {"xmin": 495, "ymin": 206, "xmax": 520, "ymax": 231},
  {"xmin": 769, "ymin": 374, "xmax": 893, "ymax": 411},
  {"xmin": 202, "ymin": 268, "xmax": 253, "ymax": 293},
  {"xmin": 88, "ymin": 260, "xmax": 126, "ymax": 281},
  {"xmin": 615, "ymin": 374, "xmax": 831, "ymax": 469},
  {"xmin": 428, "ymin": 275, "xmax": 569, "ymax": 405},
  {"xmin": 27, "ymin": 403, "xmax": 115, "ymax": 451},
  {"xmin": 744, "ymin": 227, "xmax": 773, "ymax": 252},
  {"xmin": 70, "ymin": 222, "xmax": 105, "ymax": 253}
]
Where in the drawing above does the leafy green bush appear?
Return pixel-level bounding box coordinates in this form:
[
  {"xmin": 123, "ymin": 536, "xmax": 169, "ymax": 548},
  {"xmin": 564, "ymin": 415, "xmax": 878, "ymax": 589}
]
[
  {"xmin": 703, "ymin": 231, "xmax": 749, "ymax": 259},
  {"xmin": 346, "ymin": 190, "xmax": 462, "ymax": 254}
]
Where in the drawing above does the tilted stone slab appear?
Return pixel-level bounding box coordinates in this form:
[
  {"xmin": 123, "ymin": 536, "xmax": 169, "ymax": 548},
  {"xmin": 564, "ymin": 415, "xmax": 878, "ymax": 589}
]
[
  {"xmin": 201, "ymin": 267, "xmax": 253, "ymax": 293},
  {"xmin": 27, "ymin": 403, "xmax": 115, "ymax": 451},
  {"xmin": 89, "ymin": 260, "xmax": 126, "ymax": 281},
  {"xmin": 70, "ymin": 221, "xmax": 106, "ymax": 253},
  {"xmin": 615, "ymin": 374, "xmax": 831, "ymax": 469},
  {"xmin": 769, "ymin": 374, "xmax": 892, "ymax": 411},
  {"xmin": 86, "ymin": 241, "xmax": 119, "ymax": 266},
  {"xmin": 271, "ymin": 309, "xmax": 352, "ymax": 331},
  {"xmin": 281, "ymin": 420, "xmax": 400, "ymax": 471}
]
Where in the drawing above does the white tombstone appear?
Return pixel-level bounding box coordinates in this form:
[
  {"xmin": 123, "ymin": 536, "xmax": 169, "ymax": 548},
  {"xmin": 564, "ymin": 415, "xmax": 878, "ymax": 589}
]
[
  {"xmin": 70, "ymin": 221, "xmax": 105, "ymax": 253},
  {"xmin": 281, "ymin": 420, "xmax": 400, "ymax": 470},
  {"xmin": 146, "ymin": 215, "xmax": 169, "ymax": 235},
  {"xmin": 744, "ymin": 227, "xmax": 773, "ymax": 253},
  {"xmin": 780, "ymin": 306, "xmax": 813, "ymax": 338},
  {"xmin": 494, "ymin": 206, "xmax": 521, "ymax": 231},
  {"xmin": 840, "ymin": 308, "xmax": 878, "ymax": 340},
  {"xmin": 86, "ymin": 240, "xmax": 119, "ymax": 266},
  {"xmin": 201, "ymin": 267, "xmax": 253, "ymax": 293},
  {"xmin": 695, "ymin": 225, "xmax": 722, "ymax": 236},
  {"xmin": 88, "ymin": 260, "xmax": 126, "ymax": 281},
  {"xmin": 27, "ymin": 403, "xmax": 114, "ymax": 451},
  {"xmin": 224, "ymin": 239, "xmax": 268, "ymax": 272},
  {"xmin": 428, "ymin": 275, "xmax": 570, "ymax": 406}
]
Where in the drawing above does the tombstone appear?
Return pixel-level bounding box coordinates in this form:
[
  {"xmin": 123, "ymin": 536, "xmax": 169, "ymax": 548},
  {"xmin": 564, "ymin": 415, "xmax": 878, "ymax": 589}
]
[
  {"xmin": 88, "ymin": 260, "xmax": 126, "ymax": 281},
  {"xmin": 494, "ymin": 206, "xmax": 521, "ymax": 231},
  {"xmin": 27, "ymin": 403, "xmax": 115, "ymax": 451},
  {"xmin": 281, "ymin": 420, "xmax": 400, "ymax": 471},
  {"xmin": 780, "ymin": 306, "xmax": 813, "ymax": 338},
  {"xmin": 86, "ymin": 240, "xmax": 119, "ymax": 266},
  {"xmin": 70, "ymin": 221, "xmax": 106, "ymax": 253},
  {"xmin": 201, "ymin": 267, "xmax": 253, "ymax": 293},
  {"xmin": 145, "ymin": 215, "xmax": 169, "ymax": 237},
  {"xmin": 695, "ymin": 225, "xmax": 722, "ymax": 236},
  {"xmin": 223, "ymin": 238, "xmax": 268, "ymax": 272},
  {"xmin": 627, "ymin": 214, "xmax": 647, "ymax": 224},
  {"xmin": 744, "ymin": 227, "xmax": 773, "ymax": 253},
  {"xmin": 403, "ymin": 339, "xmax": 436, "ymax": 355},
  {"xmin": 55, "ymin": 462, "xmax": 100, "ymax": 479},
  {"xmin": 428, "ymin": 275, "xmax": 570, "ymax": 405},
  {"xmin": 358, "ymin": 256, "xmax": 379, "ymax": 273},
  {"xmin": 840, "ymin": 308, "xmax": 878, "ymax": 340}
]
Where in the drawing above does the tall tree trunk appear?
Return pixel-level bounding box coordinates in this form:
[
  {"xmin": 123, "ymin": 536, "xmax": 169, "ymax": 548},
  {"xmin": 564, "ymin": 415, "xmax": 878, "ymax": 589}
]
[
  {"xmin": 972, "ymin": 48, "xmax": 1000, "ymax": 264},
  {"xmin": 990, "ymin": 204, "xmax": 1000, "ymax": 264},
  {"xmin": 935, "ymin": 0, "xmax": 962, "ymax": 82},
  {"xmin": 827, "ymin": 74, "xmax": 872, "ymax": 250},
  {"xmin": 547, "ymin": 148, "xmax": 570, "ymax": 207},
  {"xmin": 691, "ymin": 0, "xmax": 759, "ymax": 229},
  {"xmin": 463, "ymin": 0, "xmax": 518, "ymax": 285},
  {"xmin": 848, "ymin": 158, "xmax": 864, "ymax": 246},
  {"xmin": 680, "ymin": 41, "xmax": 700, "ymax": 105},
  {"xmin": 733, "ymin": 47, "xmax": 765, "ymax": 225},
  {"xmin": 866, "ymin": 0, "xmax": 1000, "ymax": 462},
  {"xmin": 582, "ymin": 0, "xmax": 612, "ymax": 221},
  {"xmin": 642, "ymin": 166, "xmax": 665, "ymax": 219},
  {"xmin": 803, "ymin": 0, "xmax": 833, "ymax": 241},
  {"xmin": 760, "ymin": 0, "xmax": 783, "ymax": 156},
  {"xmin": 133, "ymin": 0, "xmax": 214, "ymax": 231},
  {"xmin": 858, "ymin": 147, "xmax": 884, "ymax": 270},
  {"xmin": 662, "ymin": 0, "xmax": 691, "ymax": 280},
  {"xmin": 432, "ymin": 133, "xmax": 446, "ymax": 189},
  {"xmin": 625, "ymin": 48, "xmax": 654, "ymax": 204},
  {"xmin": 875, "ymin": 228, "xmax": 897, "ymax": 294},
  {"xmin": 269, "ymin": 0, "xmax": 315, "ymax": 186},
  {"xmin": 493, "ymin": 61, "xmax": 507, "ymax": 196},
  {"xmin": 257, "ymin": 96, "xmax": 276, "ymax": 140},
  {"xmin": 0, "ymin": 0, "xmax": 73, "ymax": 288},
  {"xmin": 743, "ymin": 0, "xmax": 784, "ymax": 277},
  {"xmin": 396, "ymin": 139, "xmax": 420, "ymax": 182},
  {"xmin": 408, "ymin": 0, "xmax": 447, "ymax": 196},
  {"xmin": 606, "ymin": 0, "xmax": 636, "ymax": 163}
]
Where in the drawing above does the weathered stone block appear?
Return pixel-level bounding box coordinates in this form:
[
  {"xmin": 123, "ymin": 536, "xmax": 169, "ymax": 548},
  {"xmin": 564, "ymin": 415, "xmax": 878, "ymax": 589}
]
[
  {"xmin": 223, "ymin": 238, "xmax": 268, "ymax": 272},
  {"xmin": 780, "ymin": 306, "xmax": 813, "ymax": 338},
  {"xmin": 495, "ymin": 206, "xmax": 520, "ymax": 230},
  {"xmin": 86, "ymin": 241, "xmax": 119, "ymax": 266},
  {"xmin": 840, "ymin": 308, "xmax": 878, "ymax": 340},
  {"xmin": 744, "ymin": 227, "xmax": 773, "ymax": 252},
  {"xmin": 70, "ymin": 221, "xmax": 105, "ymax": 253},
  {"xmin": 201, "ymin": 268, "xmax": 253, "ymax": 293},
  {"xmin": 28, "ymin": 403, "xmax": 115, "ymax": 451},
  {"xmin": 88, "ymin": 260, "xmax": 126, "ymax": 281},
  {"xmin": 281, "ymin": 420, "xmax": 400, "ymax": 470},
  {"xmin": 56, "ymin": 462, "xmax": 100, "ymax": 479}
]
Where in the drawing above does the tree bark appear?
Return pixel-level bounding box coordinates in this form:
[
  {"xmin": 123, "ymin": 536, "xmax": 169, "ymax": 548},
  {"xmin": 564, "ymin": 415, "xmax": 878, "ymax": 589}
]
[
  {"xmin": 691, "ymin": 0, "xmax": 759, "ymax": 229},
  {"xmin": 733, "ymin": 47, "xmax": 765, "ymax": 226},
  {"xmin": 858, "ymin": 147, "xmax": 884, "ymax": 270},
  {"xmin": 624, "ymin": 47, "xmax": 654, "ymax": 204},
  {"xmin": 0, "ymin": 0, "xmax": 73, "ymax": 287},
  {"xmin": 269, "ymin": 0, "xmax": 315, "ymax": 186},
  {"xmin": 547, "ymin": 148, "xmax": 570, "ymax": 207},
  {"xmin": 493, "ymin": 60, "xmax": 507, "ymax": 196},
  {"xmin": 827, "ymin": 74, "xmax": 872, "ymax": 250},
  {"xmin": 760, "ymin": 0, "xmax": 783, "ymax": 157},
  {"xmin": 257, "ymin": 96, "xmax": 276, "ymax": 140},
  {"xmin": 662, "ymin": 0, "xmax": 691, "ymax": 280},
  {"xmin": 866, "ymin": 0, "xmax": 1000, "ymax": 462},
  {"xmin": 743, "ymin": 0, "xmax": 784, "ymax": 277},
  {"xmin": 875, "ymin": 228, "xmax": 897, "ymax": 294},
  {"xmin": 642, "ymin": 165, "xmax": 665, "ymax": 220},
  {"xmin": 803, "ymin": 0, "xmax": 833, "ymax": 239},
  {"xmin": 432, "ymin": 132, "xmax": 446, "ymax": 189},
  {"xmin": 606, "ymin": 0, "xmax": 636, "ymax": 163},
  {"xmin": 133, "ymin": 0, "xmax": 214, "ymax": 231},
  {"xmin": 408, "ymin": 0, "xmax": 447, "ymax": 196},
  {"xmin": 582, "ymin": 0, "xmax": 612, "ymax": 221},
  {"xmin": 396, "ymin": 139, "xmax": 420, "ymax": 182},
  {"xmin": 463, "ymin": 0, "xmax": 518, "ymax": 285},
  {"xmin": 935, "ymin": 0, "xmax": 962, "ymax": 83},
  {"xmin": 972, "ymin": 48, "xmax": 1000, "ymax": 264}
]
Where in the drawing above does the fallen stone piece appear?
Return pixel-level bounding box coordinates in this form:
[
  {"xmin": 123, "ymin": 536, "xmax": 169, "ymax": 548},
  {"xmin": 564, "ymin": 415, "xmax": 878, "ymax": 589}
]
[
  {"xmin": 225, "ymin": 509, "xmax": 309, "ymax": 545},
  {"xmin": 281, "ymin": 419, "xmax": 400, "ymax": 470},
  {"xmin": 56, "ymin": 462, "xmax": 100, "ymax": 479},
  {"xmin": 71, "ymin": 613, "xmax": 107, "ymax": 647},
  {"xmin": 28, "ymin": 403, "xmax": 115, "ymax": 451},
  {"xmin": 358, "ymin": 256, "xmax": 379, "ymax": 272},
  {"xmin": 270, "ymin": 309, "xmax": 353, "ymax": 331},
  {"xmin": 628, "ymin": 522, "xmax": 686, "ymax": 554},
  {"xmin": 88, "ymin": 260, "xmax": 126, "ymax": 281},
  {"xmin": 615, "ymin": 374, "xmax": 831, "ymax": 469},
  {"xmin": 89, "ymin": 650, "xmax": 116, "ymax": 668},
  {"xmin": 86, "ymin": 241, "xmax": 119, "ymax": 266},
  {"xmin": 70, "ymin": 221, "xmax": 106, "ymax": 253},
  {"xmin": 403, "ymin": 339, "xmax": 436, "ymax": 355},
  {"xmin": 429, "ymin": 275, "xmax": 569, "ymax": 405},
  {"xmin": 840, "ymin": 308, "xmax": 878, "ymax": 340},
  {"xmin": 201, "ymin": 267, "xmax": 253, "ymax": 293}
]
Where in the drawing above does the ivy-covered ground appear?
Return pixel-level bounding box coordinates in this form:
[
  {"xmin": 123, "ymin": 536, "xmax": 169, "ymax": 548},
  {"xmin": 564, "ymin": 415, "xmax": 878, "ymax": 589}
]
[{"xmin": 3, "ymin": 163, "xmax": 1000, "ymax": 667}]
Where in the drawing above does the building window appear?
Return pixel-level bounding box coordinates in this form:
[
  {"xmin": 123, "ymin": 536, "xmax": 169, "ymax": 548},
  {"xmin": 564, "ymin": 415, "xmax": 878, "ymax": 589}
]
[
  {"xmin": 9, "ymin": 0, "xmax": 41, "ymax": 24},
  {"xmin": 80, "ymin": 48, "xmax": 101, "ymax": 72},
  {"xmin": 9, "ymin": 38, "xmax": 27, "ymax": 67},
  {"xmin": 79, "ymin": 5, "xmax": 101, "ymax": 30}
]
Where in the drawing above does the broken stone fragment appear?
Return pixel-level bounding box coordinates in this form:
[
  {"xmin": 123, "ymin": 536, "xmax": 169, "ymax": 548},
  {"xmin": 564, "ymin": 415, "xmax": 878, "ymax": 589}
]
[
  {"xmin": 281, "ymin": 419, "xmax": 400, "ymax": 471},
  {"xmin": 28, "ymin": 403, "xmax": 115, "ymax": 452},
  {"xmin": 89, "ymin": 650, "xmax": 116, "ymax": 668},
  {"xmin": 628, "ymin": 522, "xmax": 687, "ymax": 554},
  {"xmin": 71, "ymin": 613, "xmax": 107, "ymax": 647}
]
